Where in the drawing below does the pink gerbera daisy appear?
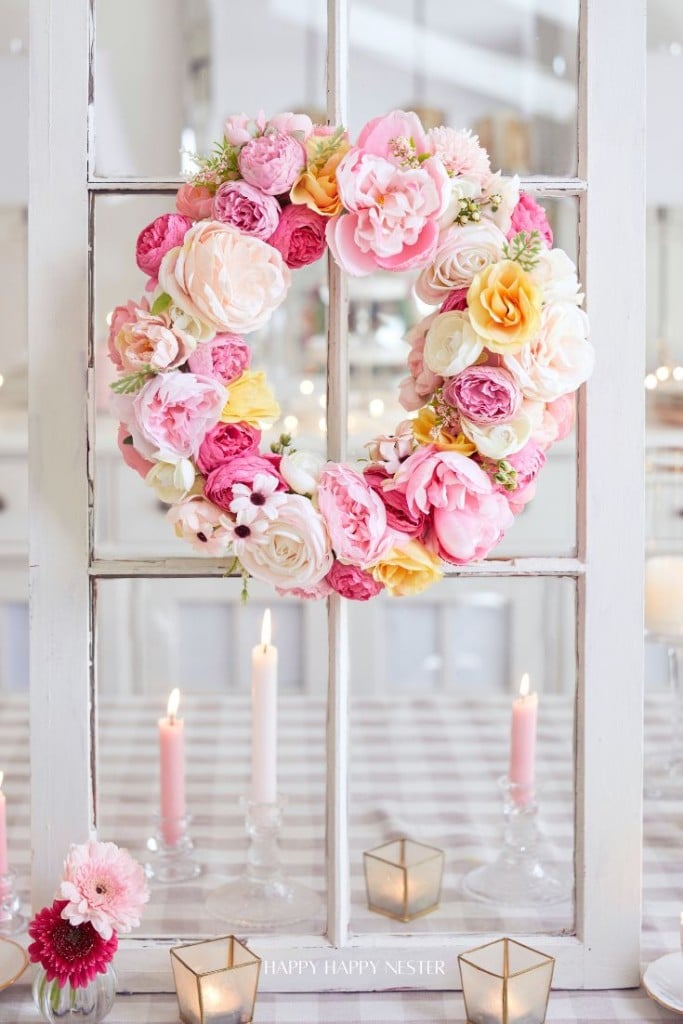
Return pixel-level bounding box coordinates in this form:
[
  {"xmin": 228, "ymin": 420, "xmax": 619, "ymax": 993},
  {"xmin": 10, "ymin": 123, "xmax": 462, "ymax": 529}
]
[
  {"xmin": 28, "ymin": 900, "xmax": 117, "ymax": 989},
  {"xmin": 59, "ymin": 840, "xmax": 150, "ymax": 941}
]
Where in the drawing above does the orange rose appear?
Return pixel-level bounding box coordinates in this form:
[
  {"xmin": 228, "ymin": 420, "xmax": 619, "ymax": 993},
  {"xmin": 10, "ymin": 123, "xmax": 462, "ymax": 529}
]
[
  {"xmin": 467, "ymin": 259, "xmax": 542, "ymax": 353},
  {"xmin": 290, "ymin": 136, "xmax": 350, "ymax": 218},
  {"xmin": 412, "ymin": 406, "xmax": 476, "ymax": 455}
]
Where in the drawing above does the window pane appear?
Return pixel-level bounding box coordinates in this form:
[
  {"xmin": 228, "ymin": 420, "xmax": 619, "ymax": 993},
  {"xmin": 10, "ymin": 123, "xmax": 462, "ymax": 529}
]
[
  {"xmin": 348, "ymin": 575, "xmax": 576, "ymax": 936},
  {"xmin": 93, "ymin": 0, "xmax": 327, "ymax": 178},
  {"xmin": 95, "ymin": 578, "xmax": 327, "ymax": 937},
  {"xmin": 349, "ymin": 0, "xmax": 579, "ymax": 177}
]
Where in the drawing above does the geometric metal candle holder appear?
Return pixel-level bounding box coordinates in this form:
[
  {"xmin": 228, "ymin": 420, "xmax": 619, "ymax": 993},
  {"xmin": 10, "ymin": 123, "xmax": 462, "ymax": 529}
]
[
  {"xmin": 458, "ymin": 937, "xmax": 554, "ymax": 1024},
  {"xmin": 170, "ymin": 935, "xmax": 261, "ymax": 1024},
  {"xmin": 363, "ymin": 838, "xmax": 444, "ymax": 922}
]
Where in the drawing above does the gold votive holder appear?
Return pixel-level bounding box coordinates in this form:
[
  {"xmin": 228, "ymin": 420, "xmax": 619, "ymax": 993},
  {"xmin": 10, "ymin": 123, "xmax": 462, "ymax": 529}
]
[
  {"xmin": 458, "ymin": 937, "xmax": 554, "ymax": 1024},
  {"xmin": 170, "ymin": 935, "xmax": 261, "ymax": 1024},
  {"xmin": 363, "ymin": 837, "xmax": 444, "ymax": 922}
]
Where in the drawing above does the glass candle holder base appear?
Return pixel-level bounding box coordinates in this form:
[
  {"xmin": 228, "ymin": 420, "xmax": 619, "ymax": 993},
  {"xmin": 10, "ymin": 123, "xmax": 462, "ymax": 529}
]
[
  {"xmin": 462, "ymin": 777, "xmax": 572, "ymax": 908},
  {"xmin": 206, "ymin": 797, "xmax": 323, "ymax": 931},
  {"xmin": 145, "ymin": 813, "xmax": 202, "ymax": 885},
  {"xmin": 0, "ymin": 870, "xmax": 27, "ymax": 935}
]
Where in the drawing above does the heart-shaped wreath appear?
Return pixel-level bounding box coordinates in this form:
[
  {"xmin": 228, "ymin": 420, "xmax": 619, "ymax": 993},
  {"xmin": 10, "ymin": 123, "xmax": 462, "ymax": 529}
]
[{"xmin": 108, "ymin": 110, "xmax": 593, "ymax": 601}]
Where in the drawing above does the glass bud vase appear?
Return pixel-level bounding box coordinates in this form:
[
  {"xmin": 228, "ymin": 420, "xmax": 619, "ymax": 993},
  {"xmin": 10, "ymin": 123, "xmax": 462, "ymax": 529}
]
[{"xmin": 33, "ymin": 964, "xmax": 117, "ymax": 1023}]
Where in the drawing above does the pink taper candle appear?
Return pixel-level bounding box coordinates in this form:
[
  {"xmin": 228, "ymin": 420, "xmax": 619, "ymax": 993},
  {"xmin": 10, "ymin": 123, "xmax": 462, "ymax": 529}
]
[
  {"xmin": 252, "ymin": 610, "xmax": 278, "ymax": 804},
  {"xmin": 0, "ymin": 773, "xmax": 7, "ymax": 875},
  {"xmin": 159, "ymin": 689, "xmax": 186, "ymax": 845},
  {"xmin": 509, "ymin": 673, "xmax": 538, "ymax": 805}
]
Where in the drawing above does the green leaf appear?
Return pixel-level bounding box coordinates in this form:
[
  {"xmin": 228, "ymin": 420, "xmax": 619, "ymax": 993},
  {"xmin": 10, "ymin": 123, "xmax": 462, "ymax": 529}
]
[
  {"xmin": 150, "ymin": 292, "xmax": 172, "ymax": 316},
  {"xmin": 110, "ymin": 370, "xmax": 156, "ymax": 395}
]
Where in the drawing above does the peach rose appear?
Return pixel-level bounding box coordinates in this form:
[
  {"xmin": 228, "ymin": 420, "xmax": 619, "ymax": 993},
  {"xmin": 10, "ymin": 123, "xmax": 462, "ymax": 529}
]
[
  {"xmin": 467, "ymin": 259, "xmax": 542, "ymax": 353},
  {"xmin": 372, "ymin": 540, "xmax": 443, "ymax": 597},
  {"xmin": 290, "ymin": 137, "xmax": 350, "ymax": 218},
  {"xmin": 159, "ymin": 221, "xmax": 291, "ymax": 335},
  {"xmin": 176, "ymin": 183, "xmax": 214, "ymax": 221},
  {"xmin": 114, "ymin": 310, "xmax": 195, "ymax": 373}
]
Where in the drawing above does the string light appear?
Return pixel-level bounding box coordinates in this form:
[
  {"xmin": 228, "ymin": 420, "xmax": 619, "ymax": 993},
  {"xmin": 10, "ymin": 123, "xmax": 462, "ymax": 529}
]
[{"xmin": 299, "ymin": 379, "xmax": 314, "ymax": 395}]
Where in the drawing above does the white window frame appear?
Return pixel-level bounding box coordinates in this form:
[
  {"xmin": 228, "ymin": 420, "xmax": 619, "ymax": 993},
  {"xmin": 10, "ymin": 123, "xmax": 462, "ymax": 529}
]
[{"xmin": 28, "ymin": 0, "xmax": 645, "ymax": 993}]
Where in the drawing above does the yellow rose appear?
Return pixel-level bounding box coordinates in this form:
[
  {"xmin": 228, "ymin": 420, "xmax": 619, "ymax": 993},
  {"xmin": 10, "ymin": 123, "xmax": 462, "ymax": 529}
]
[
  {"xmin": 372, "ymin": 541, "xmax": 443, "ymax": 597},
  {"xmin": 467, "ymin": 259, "xmax": 542, "ymax": 353},
  {"xmin": 220, "ymin": 371, "xmax": 281, "ymax": 429},
  {"xmin": 290, "ymin": 136, "xmax": 350, "ymax": 218},
  {"xmin": 412, "ymin": 406, "xmax": 476, "ymax": 455}
]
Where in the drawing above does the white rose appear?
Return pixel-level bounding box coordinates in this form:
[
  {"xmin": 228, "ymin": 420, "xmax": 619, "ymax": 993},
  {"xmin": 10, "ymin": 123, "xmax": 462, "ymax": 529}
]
[
  {"xmin": 504, "ymin": 301, "xmax": 593, "ymax": 402},
  {"xmin": 437, "ymin": 175, "xmax": 481, "ymax": 229},
  {"xmin": 235, "ymin": 493, "xmax": 333, "ymax": 590},
  {"xmin": 423, "ymin": 311, "xmax": 483, "ymax": 377},
  {"xmin": 530, "ymin": 248, "xmax": 584, "ymax": 305},
  {"xmin": 460, "ymin": 413, "xmax": 532, "ymax": 459},
  {"xmin": 480, "ymin": 172, "xmax": 520, "ymax": 235},
  {"xmin": 146, "ymin": 458, "xmax": 197, "ymax": 503},
  {"xmin": 280, "ymin": 450, "xmax": 326, "ymax": 496},
  {"xmin": 365, "ymin": 430, "xmax": 415, "ymax": 474},
  {"xmin": 168, "ymin": 303, "xmax": 215, "ymax": 344},
  {"xmin": 416, "ymin": 221, "xmax": 507, "ymax": 304}
]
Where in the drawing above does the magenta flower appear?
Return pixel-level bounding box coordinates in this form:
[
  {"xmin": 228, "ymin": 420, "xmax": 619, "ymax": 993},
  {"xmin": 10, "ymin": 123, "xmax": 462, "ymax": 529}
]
[
  {"xmin": 29, "ymin": 900, "xmax": 118, "ymax": 989},
  {"xmin": 507, "ymin": 193, "xmax": 553, "ymax": 248}
]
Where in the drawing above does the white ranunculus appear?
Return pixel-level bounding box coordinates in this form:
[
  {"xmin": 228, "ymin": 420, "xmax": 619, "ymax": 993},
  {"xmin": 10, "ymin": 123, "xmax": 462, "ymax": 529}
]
[
  {"xmin": 416, "ymin": 221, "xmax": 507, "ymax": 304},
  {"xmin": 235, "ymin": 493, "xmax": 333, "ymax": 590},
  {"xmin": 146, "ymin": 458, "xmax": 196, "ymax": 503},
  {"xmin": 504, "ymin": 301, "xmax": 593, "ymax": 402},
  {"xmin": 280, "ymin": 450, "xmax": 326, "ymax": 496},
  {"xmin": 460, "ymin": 412, "xmax": 532, "ymax": 459},
  {"xmin": 530, "ymin": 248, "xmax": 584, "ymax": 306},
  {"xmin": 423, "ymin": 311, "xmax": 483, "ymax": 377}
]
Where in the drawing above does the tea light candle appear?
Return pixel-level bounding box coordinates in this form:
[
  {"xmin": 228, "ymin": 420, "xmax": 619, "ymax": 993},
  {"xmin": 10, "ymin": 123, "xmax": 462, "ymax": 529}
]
[
  {"xmin": 159, "ymin": 689, "xmax": 185, "ymax": 845},
  {"xmin": 0, "ymin": 772, "xmax": 7, "ymax": 875},
  {"xmin": 251, "ymin": 610, "xmax": 278, "ymax": 805},
  {"xmin": 645, "ymin": 556, "xmax": 683, "ymax": 637},
  {"xmin": 509, "ymin": 673, "xmax": 538, "ymax": 805},
  {"xmin": 202, "ymin": 981, "xmax": 242, "ymax": 1023}
]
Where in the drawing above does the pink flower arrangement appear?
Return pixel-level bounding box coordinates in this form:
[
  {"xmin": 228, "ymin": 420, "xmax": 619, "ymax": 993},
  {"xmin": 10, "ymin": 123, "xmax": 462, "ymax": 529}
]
[
  {"xmin": 212, "ymin": 181, "xmax": 281, "ymax": 240},
  {"xmin": 136, "ymin": 214, "xmax": 193, "ymax": 284},
  {"xmin": 197, "ymin": 421, "xmax": 261, "ymax": 474},
  {"xmin": 187, "ymin": 333, "xmax": 251, "ymax": 385},
  {"xmin": 133, "ymin": 372, "xmax": 226, "ymax": 460},
  {"xmin": 268, "ymin": 204, "xmax": 327, "ymax": 268},
  {"xmin": 204, "ymin": 453, "xmax": 284, "ymax": 512},
  {"xmin": 326, "ymin": 561, "xmax": 385, "ymax": 601},
  {"xmin": 443, "ymin": 365, "xmax": 522, "ymax": 425},
  {"xmin": 238, "ymin": 130, "xmax": 306, "ymax": 195},
  {"xmin": 317, "ymin": 464, "xmax": 397, "ymax": 568}
]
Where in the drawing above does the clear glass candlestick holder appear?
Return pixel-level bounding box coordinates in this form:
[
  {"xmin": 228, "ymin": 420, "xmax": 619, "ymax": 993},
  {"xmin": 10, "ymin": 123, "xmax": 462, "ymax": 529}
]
[
  {"xmin": 145, "ymin": 812, "xmax": 202, "ymax": 884},
  {"xmin": 205, "ymin": 796, "xmax": 323, "ymax": 930},
  {"xmin": 462, "ymin": 777, "xmax": 571, "ymax": 907},
  {"xmin": 0, "ymin": 869, "xmax": 26, "ymax": 935}
]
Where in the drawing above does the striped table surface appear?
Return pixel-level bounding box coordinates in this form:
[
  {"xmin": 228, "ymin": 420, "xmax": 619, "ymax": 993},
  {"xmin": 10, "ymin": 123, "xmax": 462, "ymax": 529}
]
[{"xmin": 0, "ymin": 693, "xmax": 681, "ymax": 1022}]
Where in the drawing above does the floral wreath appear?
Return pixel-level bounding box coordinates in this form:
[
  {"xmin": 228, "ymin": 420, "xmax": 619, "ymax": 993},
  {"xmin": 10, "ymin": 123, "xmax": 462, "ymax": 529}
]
[{"xmin": 108, "ymin": 110, "xmax": 593, "ymax": 602}]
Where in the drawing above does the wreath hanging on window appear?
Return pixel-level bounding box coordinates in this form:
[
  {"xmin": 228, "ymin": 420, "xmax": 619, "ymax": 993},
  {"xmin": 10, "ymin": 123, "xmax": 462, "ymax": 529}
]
[{"xmin": 108, "ymin": 110, "xmax": 592, "ymax": 601}]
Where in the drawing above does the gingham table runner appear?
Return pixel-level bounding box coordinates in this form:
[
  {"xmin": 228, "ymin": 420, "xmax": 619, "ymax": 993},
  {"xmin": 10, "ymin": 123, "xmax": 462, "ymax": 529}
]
[{"xmin": 0, "ymin": 693, "xmax": 681, "ymax": 1022}]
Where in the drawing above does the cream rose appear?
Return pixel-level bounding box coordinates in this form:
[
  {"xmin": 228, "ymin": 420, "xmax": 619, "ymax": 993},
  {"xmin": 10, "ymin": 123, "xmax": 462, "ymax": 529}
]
[
  {"xmin": 460, "ymin": 412, "xmax": 532, "ymax": 459},
  {"xmin": 437, "ymin": 176, "xmax": 480, "ymax": 230},
  {"xmin": 159, "ymin": 221, "xmax": 291, "ymax": 335},
  {"xmin": 530, "ymin": 248, "xmax": 584, "ymax": 305},
  {"xmin": 503, "ymin": 301, "xmax": 593, "ymax": 402},
  {"xmin": 480, "ymin": 172, "xmax": 520, "ymax": 235},
  {"xmin": 415, "ymin": 221, "xmax": 507, "ymax": 304},
  {"xmin": 280, "ymin": 450, "xmax": 326, "ymax": 496},
  {"xmin": 235, "ymin": 493, "xmax": 333, "ymax": 591},
  {"xmin": 423, "ymin": 311, "xmax": 483, "ymax": 377},
  {"xmin": 146, "ymin": 459, "xmax": 197, "ymax": 504}
]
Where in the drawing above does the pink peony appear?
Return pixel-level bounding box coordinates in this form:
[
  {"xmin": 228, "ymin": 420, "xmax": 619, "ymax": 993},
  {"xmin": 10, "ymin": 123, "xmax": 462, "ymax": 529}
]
[
  {"xmin": 224, "ymin": 110, "xmax": 266, "ymax": 147},
  {"xmin": 317, "ymin": 464, "xmax": 396, "ymax": 568},
  {"xmin": 29, "ymin": 900, "xmax": 118, "ymax": 989},
  {"xmin": 326, "ymin": 560, "xmax": 385, "ymax": 601},
  {"xmin": 176, "ymin": 183, "xmax": 215, "ymax": 221},
  {"xmin": 212, "ymin": 181, "xmax": 281, "ymax": 240},
  {"xmin": 326, "ymin": 110, "xmax": 448, "ymax": 276},
  {"xmin": 107, "ymin": 298, "xmax": 148, "ymax": 370},
  {"xmin": 443, "ymin": 366, "xmax": 522, "ymax": 425},
  {"xmin": 268, "ymin": 204, "xmax": 327, "ymax": 268},
  {"xmin": 117, "ymin": 424, "xmax": 154, "ymax": 480},
  {"xmin": 364, "ymin": 465, "xmax": 426, "ymax": 539},
  {"xmin": 113, "ymin": 309, "xmax": 195, "ymax": 373},
  {"xmin": 136, "ymin": 214, "xmax": 193, "ymax": 284},
  {"xmin": 238, "ymin": 131, "xmax": 306, "ymax": 195},
  {"xmin": 133, "ymin": 372, "xmax": 226, "ymax": 459},
  {"xmin": 268, "ymin": 112, "xmax": 314, "ymax": 139},
  {"xmin": 365, "ymin": 429, "xmax": 415, "ymax": 474},
  {"xmin": 167, "ymin": 496, "xmax": 233, "ymax": 555},
  {"xmin": 398, "ymin": 313, "xmax": 443, "ymax": 412},
  {"xmin": 204, "ymin": 453, "xmax": 284, "ymax": 512},
  {"xmin": 508, "ymin": 193, "xmax": 553, "ymax": 248},
  {"xmin": 59, "ymin": 840, "xmax": 149, "ymax": 941},
  {"xmin": 187, "ymin": 333, "xmax": 251, "ymax": 385},
  {"xmin": 498, "ymin": 439, "xmax": 547, "ymax": 514},
  {"xmin": 431, "ymin": 490, "xmax": 513, "ymax": 563},
  {"xmin": 546, "ymin": 394, "xmax": 575, "ymax": 442},
  {"xmin": 428, "ymin": 126, "xmax": 491, "ymax": 186},
  {"xmin": 196, "ymin": 421, "xmax": 261, "ymax": 474},
  {"xmin": 440, "ymin": 287, "xmax": 469, "ymax": 313}
]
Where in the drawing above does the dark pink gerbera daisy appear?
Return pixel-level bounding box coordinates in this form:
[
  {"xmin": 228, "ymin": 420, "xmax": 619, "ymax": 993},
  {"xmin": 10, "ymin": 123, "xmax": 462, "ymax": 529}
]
[{"xmin": 28, "ymin": 899, "xmax": 118, "ymax": 989}]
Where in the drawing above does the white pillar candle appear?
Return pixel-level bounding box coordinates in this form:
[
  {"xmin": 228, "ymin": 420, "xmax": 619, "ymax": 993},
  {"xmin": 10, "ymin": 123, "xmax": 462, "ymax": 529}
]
[
  {"xmin": 251, "ymin": 610, "xmax": 278, "ymax": 805},
  {"xmin": 645, "ymin": 555, "xmax": 683, "ymax": 637}
]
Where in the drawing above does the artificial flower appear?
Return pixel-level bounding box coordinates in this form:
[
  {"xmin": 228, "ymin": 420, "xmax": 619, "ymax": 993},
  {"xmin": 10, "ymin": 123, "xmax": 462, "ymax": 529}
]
[
  {"xmin": 290, "ymin": 130, "xmax": 350, "ymax": 217},
  {"xmin": 317, "ymin": 463, "xmax": 397, "ymax": 568},
  {"xmin": 364, "ymin": 465, "xmax": 427, "ymax": 539},
  {"xmin": 224, "ymin": 110, "xmax": 266, "ymax": 146},
  {"xmin": 459, "ymin": 412, "xmax": 532, "ymax": 459},
  {"xmin": 268, "ymin": 204, "xmax": 327, "ymax": 268},
  {"xmin": 59, "ymin": 840, "xmax": 149, "ymax": 941},
  {"xmin": 196, "ymin": 421, "xmax": 261, "ymax": 475},
  {"xmin": 116, "ymin": 424, "xmax": 153, "ymax": 480},
  {"xmin": 113, "ymin": 310, "xmax": 196, "ymax": 373},
  {"xmin": 204, "ymin": 453, "xmax": 284, "ymax": 512},
  {"xmin": 167, "ymin": 496, "xmax": 233, "ymax": 556},
  {"xmin": 212, "ymin": 181, "xmax": 281, "ymax": 240},
  {"xmin": 187, "ymin": 333, "xmax": 251, "ymax": 385},
  {"xmin": 443, "ymin": 365, "xmax": 522, "ymax": 425},
  {"xmin": 503, "ymin": 301, "xmax": 593, "ymax": 401},
  {"xmin": 410, "ymin": 406, "xmax": 477, "ymax": 454},
  {"xmin": 176, "ymin": 183, "xmax": 214, "ymax": 221},
  {"xmin": 508, "ymin": 193, "xmax": 553, "ymax": 248},
  {"xmin": 423, "ymin": 310, "xmax": 484, "ymax": 377},
  {"xmin": 133, "ymin": 371, "xmax": 226, "ymax": 460},
  {"xmin": 398, "ymin": 312, "xmax": 443, "ymax": 413},
  {"xmin": 280, "ymin": 449, "xmax": 326, "ymax": 495},
  {"xmin": 467, "ymin": 259, "xmax": 542, "ymax": 352},
  {"xmin": 365, "ymin": 429, "xmax": 415, "ymax": 474},
  {"xmin": 146, "ymin": 458, "xmax": 197, "ymax": 504},
  {"xmin": 29, "ymin": 900, "xmax": 118, "ymax": 989},
  {"xmin": 268, "ymin": 111, "xmax": 314, "ymax": 138},
  {"xmin": 372, "ymin": 540, "xmax": 443, "ymax": 597},
  {"xmin": 428, "ymin": 126, "xmax": 491, "ymax": 186},
  {"xmin": 238, "ymin": 130, "xmax": 306, "ymax": 195},
  {"xmin": 229, "ymin": 473, "xmax": 288, "ymax": 523},
  {"xmin": 219, "ymin": 370, "xmax": 281, "ymax": 428},
  {"xmin": 107, "ymin": 298, "xmax": 149, "ymax": 370},
  {"xmin": 431, "ymin": 489, "xmax": 513, "ymax": 563},
  {"xmin": 326, "ymin": 561, "xmax": 385, "ymax": 601},
  {"xmin": 415, "ymin": 221, "xmax": 507, "ymax": 303},
  {"xmin": 136, "ymin": 214, "xmax": 193, "ymax": 283},
  {"xmin": 530, "ymin": 247, "xmax": 584, "ymax": 305},
  {"xmin": 235, "ymin": 493, "xmax": 333, "ymax": 591}
]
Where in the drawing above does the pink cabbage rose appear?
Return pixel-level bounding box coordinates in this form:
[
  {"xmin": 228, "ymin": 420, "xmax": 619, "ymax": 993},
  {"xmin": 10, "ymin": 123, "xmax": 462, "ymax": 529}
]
[
  {"xmin": 238, "ymin": 131, "xmax": 306, "ymax": 195},
  {"xmin": 107, "ymin": 298, "xmax": 148, "ymax": 370},
  {"xmin": 398, "ymin": 312, "xmax": 443, "ymax": 412},
  {"xmin": 204, "ymin": 453, "xmax": 284, "ymax": 512},
  {"xmin": 159, "ymin": 221, "xmax": 291, "ymax": 335},
  {"xmin": 268, "ymin": 204, "xmax": 327, "ymax": 268},
  {"xmin": 176, "ymin": 183, "xmax": 214, "ymax": 221},
  {"xmin": 326, "ymin": 561, "xmax": 385, "ymax": 601},
  {"xmin": 113, "ymin": 310, "xmax": 195, "ymax": 373},
  {"xmin": 187, "ymin": 333, "xmax": 251, "ymax": 385},
  {"xmin": 431, "ymin": 490, "xmax": 513, "ymax": 564},
  {"xmin": 364, "ymin": 465, "xmax": 427, "ymax": 539},
  {"xmin": 317, "ymin": 464, "xmax": 396, "ymax": 568},
  {"xmin": 167, "ymin": 496, "xmax": 233, "ymax": 556},
  {"xmin": 442, "ymin": 365, "xmax": 522, "ymax": 425},
  {"xmin": 212, "ymin": 181, "xmax": 281, "ymax": 240},
  {"xmin": 326, "ymin": 110, "xmax": 448, "ymax": 275},
  {"xmin": 224, "ymin": 111, "xmax": 266, "ymax": 147},
  {"xmin": 133, "ymin": 372, "xmax": 226, "ymax": 460},
  {"xmin": 268, "ymin": 112, "xmax": 314, "ymax": 139},
  {"xmin": 440, "ymin": 288, "xmax": 469, "ymax": 313},
  {"xmin": 508, "ymin": 193, "xmax": 553, "ymax": 248},
  {"xmin": 136, "ymin": 214, "xmax": 193, "ymax": 285},
  {"xmin": 117, "ymin": 424, "xmax": 154, "ymax": 480},
  {"xmin": 196, "ymin": 422, "xmax": 261, "ymax": 475}
]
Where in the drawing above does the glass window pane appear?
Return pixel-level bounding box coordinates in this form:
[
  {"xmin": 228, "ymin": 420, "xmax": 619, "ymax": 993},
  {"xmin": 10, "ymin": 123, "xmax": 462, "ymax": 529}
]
[
  {"xmin": 93, "ymin": 0, "xmax": 327, "ymax": 178},
  {"xmin": 349, "ymin": 0, "xmax": 579, "ymax": 177},
  {"xmin": 95, "ymin": 578, "xmax": 327, "ymax": 937},
  {"xmin": 348, "ymin": 575, "xmax": 576, "ymax": 936}
]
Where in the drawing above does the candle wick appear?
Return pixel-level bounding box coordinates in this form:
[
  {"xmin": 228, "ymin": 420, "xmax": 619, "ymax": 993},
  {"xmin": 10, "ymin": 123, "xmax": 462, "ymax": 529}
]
[
  {"xmin": 263, "ymin": 643, "xmax": 267, "ymax": 654},
  {"xmin": 169, "ymin": 713, "xmax": 175, "ymax": 726}
]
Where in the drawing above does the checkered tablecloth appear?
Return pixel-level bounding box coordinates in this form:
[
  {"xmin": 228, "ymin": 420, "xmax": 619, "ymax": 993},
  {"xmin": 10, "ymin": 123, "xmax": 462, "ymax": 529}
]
[{"xmin": 0, "ymin": 693, "xmax": 681, "ymax": 1022}]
